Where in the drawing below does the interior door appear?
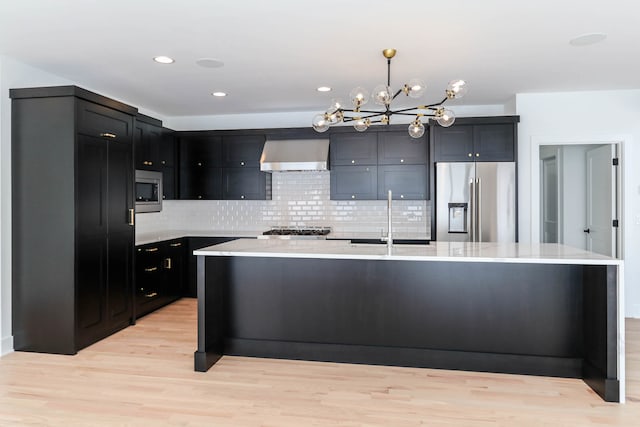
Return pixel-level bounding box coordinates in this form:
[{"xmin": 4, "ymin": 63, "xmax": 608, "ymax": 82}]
[{"xmin": 586, "ymin": 145, "xmax": 617, "ymax": 257}]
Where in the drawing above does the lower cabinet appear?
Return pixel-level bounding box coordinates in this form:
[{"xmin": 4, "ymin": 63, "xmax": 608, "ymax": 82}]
[{"xmin": 135, "ymin": 238, "xmax": 185, "ymax": 318}]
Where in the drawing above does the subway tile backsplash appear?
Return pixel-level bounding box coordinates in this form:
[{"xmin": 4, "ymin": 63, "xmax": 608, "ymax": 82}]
[{"xmin": 136, "ymin": 171, "xmax": 430, "ymax": 237}]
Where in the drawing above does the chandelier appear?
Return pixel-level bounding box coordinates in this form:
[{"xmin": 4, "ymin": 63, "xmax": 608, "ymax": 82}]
[{"xmin": 312, "ymin": 49, "xmax": 467, "ymax": 138}]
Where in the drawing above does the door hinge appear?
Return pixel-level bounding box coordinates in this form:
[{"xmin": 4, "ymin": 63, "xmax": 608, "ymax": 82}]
[
  {"xmin": 613, "ymin": 219, "xmax": 619, "ymax": 227},
  {"xmin": 612, "ymin": 158, "xmax": 619, "ymax": 166}
]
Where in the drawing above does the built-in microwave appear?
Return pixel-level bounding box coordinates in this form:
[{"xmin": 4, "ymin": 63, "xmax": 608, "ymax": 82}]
[{"xmin": 135, "ymin": 170, "xmax": 163, "ymax": 213}]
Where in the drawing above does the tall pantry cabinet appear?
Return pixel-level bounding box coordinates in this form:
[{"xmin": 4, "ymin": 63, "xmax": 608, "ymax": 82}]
[{"xmin": 11, "ymin": 86, "xmax": 136, "ymax": 354}]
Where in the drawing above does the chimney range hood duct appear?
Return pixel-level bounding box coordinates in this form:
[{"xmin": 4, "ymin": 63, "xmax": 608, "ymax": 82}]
[{"xmin": 260, "ymin": 139, "xmax": 330, "ymax": 172}]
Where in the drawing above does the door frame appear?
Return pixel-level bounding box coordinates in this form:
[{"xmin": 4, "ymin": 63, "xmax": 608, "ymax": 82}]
[{"xmin": 530, "ymin": 137, "xmax": 623, "ymax": 258}]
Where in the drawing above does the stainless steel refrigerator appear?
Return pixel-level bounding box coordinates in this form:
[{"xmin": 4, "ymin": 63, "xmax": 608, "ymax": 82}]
[{"xmin": 436, "ymin": 162, "xmax": 516, "ymax": 242}]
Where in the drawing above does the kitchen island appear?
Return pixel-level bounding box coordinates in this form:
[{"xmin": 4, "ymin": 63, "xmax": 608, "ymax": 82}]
[{"xmin": 193, "ymin": 239, "xmax": 624, "ymax": 402}]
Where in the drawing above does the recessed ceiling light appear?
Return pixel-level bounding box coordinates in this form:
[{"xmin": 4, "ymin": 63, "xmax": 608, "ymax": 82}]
[
  {"xmin": 212, "ymin": 92, "xmax": 227, "ymax": 97},
  {"xmin": 317, "ymin": 86, "xmax": 332, "ymax": 92},
  {"xmin": 569, "ymin": 33, "xmax": 607, "ymax": 47},
  {"xmin": 153, "ymin": 56, "xmax": 175, "ymax": 64},
  {"xmin": 196, "ymin": 58, "xmax": 225, "ymax": 68}
]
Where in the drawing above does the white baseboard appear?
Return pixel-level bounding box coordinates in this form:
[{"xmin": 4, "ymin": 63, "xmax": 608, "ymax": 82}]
[{"xmin": 1, "ymin": 335, "xmax": 13, "ymax": 356}]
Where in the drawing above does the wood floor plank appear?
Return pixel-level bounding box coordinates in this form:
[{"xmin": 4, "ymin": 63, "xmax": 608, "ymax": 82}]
[{"xmin": 1, "ymin": 298, "xmax": 639, "ymax": 426}]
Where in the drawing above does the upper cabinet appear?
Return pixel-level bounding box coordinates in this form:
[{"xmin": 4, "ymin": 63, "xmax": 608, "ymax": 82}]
[
  {"xmin": 432, "ymin": 118, "xmax": 519, "ymax": 162},
  {"xmin": 179, "ymin": 133, "xmax": 269, "ymax": 200},
  {"xmin": 377, "ymin": 131, "xmax": 427, "ymax": 165},
  {"xmin": 221, "ymin": 135, "xmax": 265, "ymax": 167},
  {"xmin": 330, "ymin": 133, "xmax": 378, "ymax": 166},
  {"xmin": 330, "ymin": 129, "xmax": 429, "ymax": 200},
  {"xmin": 134, "ymin": 114, "xmax": 162, "ymax": 170}
]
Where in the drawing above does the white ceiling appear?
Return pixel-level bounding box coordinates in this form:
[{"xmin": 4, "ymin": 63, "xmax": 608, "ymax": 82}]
[{"xmin": 1, "ymin": 0, "xmax": 639, "ymax": 119}]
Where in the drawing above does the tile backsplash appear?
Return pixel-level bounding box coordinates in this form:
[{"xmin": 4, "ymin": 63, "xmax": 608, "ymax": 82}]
[{"xmin": 136, "ymin": 171, "xmax": 431, "ymax": 237}]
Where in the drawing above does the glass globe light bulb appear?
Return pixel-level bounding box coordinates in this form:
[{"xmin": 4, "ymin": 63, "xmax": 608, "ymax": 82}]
[
  {"xmin": 312, "ymin": 113, "xmax": 330, "ymax": 133},
  {"xmin": 372, "ymin": 84, "xmax": 393, "ymax": 106},
  {"xmin": 407, "ymin": 78, "xmax": 426, "ymax": 99},
  {"xmin": 436, "ymin": 108, "xmax": 456, "ymax": 127},
  {"xmin": 349, "ymin": 87, "xmax": 369, "ymax": 107},
  {"xmin": 408, "ymin": 119, "xmax": 425, "ymax": 138},
  {"xmin": 327, "ymin": 98, "xmax": 344, "ymax": 115},
  {"xmin": 446, "ymin": 79, "xmax": 468, "ymax": 99},
  {"xmin": 353, "ymin": 117, "xmax": 370, "ymax": 132}
]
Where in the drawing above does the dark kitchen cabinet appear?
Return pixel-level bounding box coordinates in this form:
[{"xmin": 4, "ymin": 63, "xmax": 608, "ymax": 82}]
[
  {"xmin": 135, "ymin": 238, "xmax": 184, "ymax": 318},
  {"xmin": 221, "ymin": 135, "xmax": 265, "ymax": 167},
  {"xmin": 179, "ymin": 135, "xmax": 222, "ymax": 200},
  {"xmin": 134, "ymin": 114, "xmax": 162, "ymax": 170},
  {"xmin": 330, "ymin": 165, "xmax": 378, "ymax": 200},
  {"xmin": 185, "ymin": 237, "xmax": 238, "ymax": 297},
  {"xmin": 11, "ymin": 85, "xmax": 136, "ymax": 354},
  {"xmin": 432, "ymin": 120, "xmax": 517, "ymax": 162},
  {"xmin": 377, "ymin": 165, "xmax": 428, "ymax": 200},
  {"xmin": 377, "ymin": 131, "xmax": 428, "ymax": 165},
  {"xmin": 159, "ymin": 128, "xmax": 178, "ymax": 199},
  {"xmin": 223, "ymin": 168, "xmax": 268, "ymax": 200},
  {"xmin": 330, "ymin": 133, "xmax": 378, "ymax": 166}
]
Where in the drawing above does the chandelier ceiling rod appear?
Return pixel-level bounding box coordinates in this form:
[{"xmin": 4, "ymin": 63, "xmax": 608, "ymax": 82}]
[{"xmin": 312, "ymin": 49, "xmax": 467, "ymax": 138}]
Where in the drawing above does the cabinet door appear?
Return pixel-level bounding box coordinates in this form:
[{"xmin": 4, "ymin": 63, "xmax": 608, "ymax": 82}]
[
  {"xmin": 330, "ymin": 165, "xmax": 377, "ymax": 200},
  {"xmin": 76, "ymin": 134, "xmax": 109, "ymax": 348},
  {"xmin": 134, "ymin": 121, "xmax": 161, "ymax": 170},
  {"xmin": 221, "ymin": 135, "xmax": 265, "ymax": 167},
  {"xmin": 163, "ymin": 239, "xmax": 185, "ymax": 300},
  {"xmin": 107, "ymin": 138, "xmax": 134, "ymax": 326},
  {"xmin": 77, "ymin": 101, "xmax": 133, "ymax": 143},
  {"xmin": 222, "ymin": 168, "xmax": 267, "ymax": 200},
  {"xmin": 378, "ymin": 131, "xmax": 427, "ymax": 165},
  {"xmin": 433, "ymin": 125, "xmax": 474, "ymax": 162},
  {"xmin": 180, "ymin": 166, "xmax": 222, "ymax": 200},
  {"xmin": 158, "ymin": 129, "xmax": 176, "ymax": 167},
  {"xmin": 330, "ymin": 133, "xmax": 378, "ymax": 166},
  {"xmin": 377, "ymin": 165, "xmax": 428, "ymax": 200},
  {"xmin": 473, "ymin": 123, "xmax": 515, "ymax": 162}
]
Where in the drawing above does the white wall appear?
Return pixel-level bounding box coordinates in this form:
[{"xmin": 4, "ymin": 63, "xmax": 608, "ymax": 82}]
[{"xmin": 516, "ymin": 90, "xmax": 640, "ymax": 317}]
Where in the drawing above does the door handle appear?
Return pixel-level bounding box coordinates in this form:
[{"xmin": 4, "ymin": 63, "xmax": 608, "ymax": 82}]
[
  {"xmin": 128, "ymin": 208, "xmax": 135, "ymax": 226},
  {"xmin": 583, "ymin": 228, "xmax": 591, "ymax": 234},
  {"xmin": 477, "ymin": 178, "xmax": 482, "ymax": 242},
  {"xmin": 164, "ymin": 257, "xmax": 172, "ymax": 270},
  {"xmin": 469, "ymin": 179, "xmax": 475, "ymax": 242}
]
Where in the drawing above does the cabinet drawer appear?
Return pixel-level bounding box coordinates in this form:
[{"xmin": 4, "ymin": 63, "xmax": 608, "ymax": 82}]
[{"xmin": 77, "ymin": 101, "xmax": 133, "ymax": 143}]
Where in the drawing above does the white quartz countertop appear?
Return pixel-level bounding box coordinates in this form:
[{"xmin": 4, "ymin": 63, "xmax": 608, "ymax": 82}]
[
  {"xmin": 135, "ymin": 230, "xmax": 430, "ymax": 246},
  {"xmin": 193, "ymin": 239, "xmax": 622, "ymax": 265}
]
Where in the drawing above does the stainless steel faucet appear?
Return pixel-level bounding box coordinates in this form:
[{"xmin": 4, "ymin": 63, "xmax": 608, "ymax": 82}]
[{"xmin": 382, "ymin": 189, "xmax": 393, "ymax": 254}]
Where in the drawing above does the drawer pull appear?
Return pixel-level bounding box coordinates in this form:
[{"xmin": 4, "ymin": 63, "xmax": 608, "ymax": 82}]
[
  {"xmin": 128, "ymin": 208, "xmax": 135, "ymax": 226},
  {"xmin": 164, "ymin": 258, "xmax": 172, "ymax": 269},
  {"xmin": 145, "ymin": 247, "xmax": 159, "ymax": 252},
  {"xmin": 144, "ymin": 267, "xmax": 158, "ymax": 272},
  {"xmin": 145, "ymin": 292, "xmax": 158, "ymax": 298},
  {"xmin": 170, "ymin": 242, "xmax": 182, "ymax": 247},
  {"xmin": 99, "ymin": 132, "xmax": 116, "ymax": 139}
]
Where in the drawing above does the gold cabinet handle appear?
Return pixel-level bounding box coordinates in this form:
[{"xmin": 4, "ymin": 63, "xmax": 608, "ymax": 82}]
[
  {"xmin": 145, "ymin": 292, "xmax": 158, "ymax": 298},
  {"xmin": 128, "ymin": 208, "xmax": 135, "ymax": 226},
  {"xmin": 144, "ymin": 266, "xmax": 158, "ymax": 272},
  {"xmin": 169, "ymin": 242, "xmax": 182, "ymax": 247},
  {"xmin": 145, "ymin": 247, "xmax": 159, "ymax": 252},
  {"xmin": 164, "ymin": 258, "xmax": 172, "ymax": 270},
  {"xmin": 99, "ymin": 132, "xmax": 116, "ymax": 139}
]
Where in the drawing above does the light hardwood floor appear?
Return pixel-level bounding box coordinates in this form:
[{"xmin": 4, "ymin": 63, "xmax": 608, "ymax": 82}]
[{"xmin": 1, "ymin": 298, "xmax": 638, "ymax": 426}]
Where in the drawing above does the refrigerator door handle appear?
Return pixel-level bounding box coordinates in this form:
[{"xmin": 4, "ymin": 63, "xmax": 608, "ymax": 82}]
[
  {"xmin": 477, "ymin": 178, "xmax": 482, "ymax": 242},
  {"xmin": 469, "ymin": 179, "xmax": 475, "ymax": 242}
]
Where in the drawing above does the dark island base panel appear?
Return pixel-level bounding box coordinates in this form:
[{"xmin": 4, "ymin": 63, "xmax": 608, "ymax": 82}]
[{"xmin": 195, "ymin": 256, "xmax": 620, "ymax": 402}]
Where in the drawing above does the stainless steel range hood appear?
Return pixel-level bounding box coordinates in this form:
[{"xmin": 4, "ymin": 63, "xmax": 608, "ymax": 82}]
[{"xmin": 260, "ymin": 139, "xmax": 330, "ymax": 172}]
